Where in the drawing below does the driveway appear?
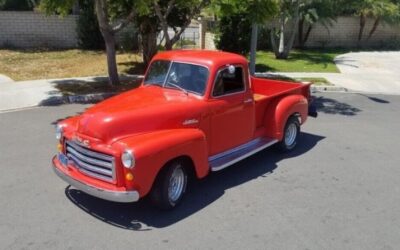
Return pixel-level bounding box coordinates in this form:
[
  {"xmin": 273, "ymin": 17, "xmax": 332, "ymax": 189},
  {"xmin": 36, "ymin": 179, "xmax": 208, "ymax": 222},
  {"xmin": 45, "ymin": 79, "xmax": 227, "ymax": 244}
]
[
  {"xmin": 266, "ymin": 51, "xmax": 400, "ymax": 95},
  {"xmin": 1, "ymin": 92, "xmax": 400, "ymax": 249},
  {"xmin": 333, "ymin": 51, "xmax": 400, "ymax": 94}
]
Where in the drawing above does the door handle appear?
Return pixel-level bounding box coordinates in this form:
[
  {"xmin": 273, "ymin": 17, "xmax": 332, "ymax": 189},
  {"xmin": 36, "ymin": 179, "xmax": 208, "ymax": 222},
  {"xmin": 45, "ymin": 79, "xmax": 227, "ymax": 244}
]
[{"xmin": 243, "ymin": 98, "xmax": 253, "ymax": 104}]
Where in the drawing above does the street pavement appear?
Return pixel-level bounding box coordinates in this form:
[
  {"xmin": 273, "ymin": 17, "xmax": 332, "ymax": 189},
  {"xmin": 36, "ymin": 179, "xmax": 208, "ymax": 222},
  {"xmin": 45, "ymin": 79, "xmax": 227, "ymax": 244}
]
[{"xmin": 1, "ymin": 92, "xmax": 400, "ymax": 250}]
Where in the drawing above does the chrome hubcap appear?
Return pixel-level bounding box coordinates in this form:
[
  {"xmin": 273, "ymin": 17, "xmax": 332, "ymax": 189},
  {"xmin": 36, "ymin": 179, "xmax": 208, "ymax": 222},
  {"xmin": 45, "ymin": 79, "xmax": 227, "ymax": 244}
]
[
  {"xmin": 285, "ymin": 123, "xmax": 297, "ymax": 147},
  {"xmin": 168, "ymin": 165, "xmax": 185, "ymax": 203}
]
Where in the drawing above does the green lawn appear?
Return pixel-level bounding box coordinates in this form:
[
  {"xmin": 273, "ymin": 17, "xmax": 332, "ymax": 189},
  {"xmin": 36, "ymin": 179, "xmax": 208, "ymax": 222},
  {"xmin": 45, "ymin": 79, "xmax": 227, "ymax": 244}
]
[{"xmin": 255, "ymin": 49, "xmax": 345, "ymax": 73}]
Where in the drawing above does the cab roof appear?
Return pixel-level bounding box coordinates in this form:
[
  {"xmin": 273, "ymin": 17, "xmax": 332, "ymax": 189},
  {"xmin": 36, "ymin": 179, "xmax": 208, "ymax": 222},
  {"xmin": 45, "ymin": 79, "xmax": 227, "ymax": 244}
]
[{"xmin": 152, "ymin": 50, "xmax": 248, "ymax": 69}]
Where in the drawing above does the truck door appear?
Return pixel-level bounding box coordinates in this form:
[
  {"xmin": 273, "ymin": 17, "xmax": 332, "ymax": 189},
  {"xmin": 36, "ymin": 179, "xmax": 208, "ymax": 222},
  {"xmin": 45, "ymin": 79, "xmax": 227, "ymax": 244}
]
[{"xmin": 209, "ymin": 65, "xmax": 255, "ymax": 155}]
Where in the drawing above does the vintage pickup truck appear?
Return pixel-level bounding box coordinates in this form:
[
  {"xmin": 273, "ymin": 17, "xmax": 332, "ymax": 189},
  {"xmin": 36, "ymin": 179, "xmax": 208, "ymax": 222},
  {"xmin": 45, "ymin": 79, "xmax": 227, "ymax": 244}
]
[{"xmin": 52, "ymin": 50, "xmax": 317, "ymax": 209}]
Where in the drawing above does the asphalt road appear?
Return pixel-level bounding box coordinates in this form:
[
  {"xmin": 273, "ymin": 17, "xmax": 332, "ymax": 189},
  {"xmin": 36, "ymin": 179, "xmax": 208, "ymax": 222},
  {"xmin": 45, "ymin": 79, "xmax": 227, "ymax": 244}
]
[{"xmin": 1, "ymin": 92, "xmax": 400, "ymax": 250}]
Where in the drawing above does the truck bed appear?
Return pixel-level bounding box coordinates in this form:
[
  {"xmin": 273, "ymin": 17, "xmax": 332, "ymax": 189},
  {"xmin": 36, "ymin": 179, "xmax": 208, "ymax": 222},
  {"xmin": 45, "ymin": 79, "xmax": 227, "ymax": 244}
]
[{"xmin": 251, "ymin": 77, "xmax": 311, "ymax": 129}]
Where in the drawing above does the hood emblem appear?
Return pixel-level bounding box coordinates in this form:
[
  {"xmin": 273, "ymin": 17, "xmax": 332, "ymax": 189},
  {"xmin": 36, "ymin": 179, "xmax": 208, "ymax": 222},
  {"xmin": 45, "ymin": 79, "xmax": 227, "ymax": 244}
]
[
  {"xmin": 74, "ymin": 136, "xmax": 90, "ymax": 148},
  {"xmin": 183, "ymin": 119, "xmax": 199, "ymax": 126}
]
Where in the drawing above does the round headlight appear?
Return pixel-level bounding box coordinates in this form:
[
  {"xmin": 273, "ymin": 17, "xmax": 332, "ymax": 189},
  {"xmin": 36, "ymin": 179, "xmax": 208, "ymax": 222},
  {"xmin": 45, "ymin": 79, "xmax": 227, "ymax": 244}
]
[
  {"xmin": 56, "ymin": 125, "xmax": 63, "ymax": 140},
  {"xmin": 121, "ymin": 150, "xmax": 135, "ymax": 168}
]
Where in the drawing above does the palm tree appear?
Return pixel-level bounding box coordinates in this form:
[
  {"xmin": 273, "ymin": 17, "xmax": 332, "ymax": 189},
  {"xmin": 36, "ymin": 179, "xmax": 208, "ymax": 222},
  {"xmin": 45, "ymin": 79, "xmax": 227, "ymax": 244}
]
[
  {"xmin": 354, "ymin": 0, "xmax": 399, "ymax": 44},
  {"xmin": 297, "ymin": 0, "xmax": 339, "ymax": 48}
]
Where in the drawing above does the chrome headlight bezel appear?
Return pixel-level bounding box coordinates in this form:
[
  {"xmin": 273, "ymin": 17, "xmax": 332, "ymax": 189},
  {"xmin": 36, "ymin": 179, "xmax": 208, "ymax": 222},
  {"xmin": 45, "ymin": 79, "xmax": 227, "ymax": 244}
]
[
  {"xmin": 121, "ymin": 150, "xmax": 135, "ymax": 169},
  {"xmin": 56, "ymin": 124, "xmax": 63, "ymax": 140}
]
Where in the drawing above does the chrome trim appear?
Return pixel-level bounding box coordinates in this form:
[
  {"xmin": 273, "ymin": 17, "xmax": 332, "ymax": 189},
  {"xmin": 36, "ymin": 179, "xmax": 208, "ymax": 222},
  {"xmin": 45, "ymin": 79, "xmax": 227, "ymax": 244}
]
[
  {"xmin": 66, "ymin": 146, "xmax": 113, "ymax": 169},
  {"xmin": 244, "ymin": 98, "xmax": 253, "ymax": 104},
  {"xmin": 65, "ymin": 140, "xmax": 116, "ymax": 183},
  {"xmin": 183, "ymin": 118, "xmax": 199, "ymax": 125},
  {"xmin": 66, "ymin": 141, "xmax": 113, "ymax": 161},
  {"xmin": 67, "ymin": 154, "xmax": 112, "ymax": 176},
  {"xmin": 209, "ymin": 138, "xmax": 278, "ymax": 171},
  {"xmin": 53, "ymin": 162, "xmax": 139, "ymax": 203}
]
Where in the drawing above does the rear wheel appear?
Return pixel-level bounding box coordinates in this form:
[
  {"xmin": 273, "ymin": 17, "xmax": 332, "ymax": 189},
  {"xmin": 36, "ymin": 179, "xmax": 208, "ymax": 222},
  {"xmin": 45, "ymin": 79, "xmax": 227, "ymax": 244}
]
[
  {"xmin": 277, "ymin": 116, "xmax": 300, "ymax": 152},
  {"xmin": 150, "ymin": 159, "xmax": 188, "ymax": 210}
]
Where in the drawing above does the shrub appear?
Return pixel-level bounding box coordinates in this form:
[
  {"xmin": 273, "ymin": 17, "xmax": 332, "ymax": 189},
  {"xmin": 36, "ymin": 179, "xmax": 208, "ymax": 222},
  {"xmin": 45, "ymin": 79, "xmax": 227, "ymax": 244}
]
[
  {"xmin": 257, "ymin": 26, "xmax": 272, "ymax": 50},
  {"xmin": 0, "ymin": 0, "xmax": 37, "ymax": 10},
  {"xmin": 117, "ymin": 24, "xmax": 139, "ymax": 52},
  {"xmin": 76, "ymin": 0, "xmax": 104, "ymax": 50},
  {"xmin": 215, "ymin": 13, "xmax": 251, "ymax": 55}
]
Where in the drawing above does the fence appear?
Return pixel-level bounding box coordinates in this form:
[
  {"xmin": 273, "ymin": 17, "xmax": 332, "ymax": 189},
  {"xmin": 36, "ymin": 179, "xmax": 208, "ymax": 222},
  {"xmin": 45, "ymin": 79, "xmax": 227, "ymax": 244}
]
[
  {"xmin": 296, "ymin": 16, "xmax": 400, "ymax": 48},
  {"xmin": 1, "ymin": 11, "xmax": 399, "ymax": 50},
  {"xmin": 0, "ymin": 11, "xmax": 78, "ymax": 48},
  {"xmin": 202, "ymin": 16, "xmax": 400, "ymax": 50}
]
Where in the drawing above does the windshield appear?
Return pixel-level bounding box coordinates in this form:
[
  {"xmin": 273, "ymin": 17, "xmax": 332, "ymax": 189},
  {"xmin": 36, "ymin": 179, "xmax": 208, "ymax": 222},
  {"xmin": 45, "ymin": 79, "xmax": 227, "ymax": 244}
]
[{"xmin": 144, "ymin": 60, "xmax": 209, "ymax": 96}]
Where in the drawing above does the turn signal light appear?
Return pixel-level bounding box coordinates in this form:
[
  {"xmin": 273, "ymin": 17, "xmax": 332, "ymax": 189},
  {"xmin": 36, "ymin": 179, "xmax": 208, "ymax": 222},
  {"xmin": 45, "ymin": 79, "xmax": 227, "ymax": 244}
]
[
  {"xmin": 57, "ymin": 143, "xmax": 63, "ymax": 152},
  {"xmin": 125, "ymin": 173, "xmax": 134, "ymax": 181}
]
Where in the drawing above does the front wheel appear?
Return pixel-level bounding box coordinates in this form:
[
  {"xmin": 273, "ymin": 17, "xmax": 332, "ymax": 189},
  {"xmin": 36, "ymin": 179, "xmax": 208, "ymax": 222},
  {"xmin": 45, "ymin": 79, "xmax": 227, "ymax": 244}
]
[
  {"xmin": 277, "ymin": 116, "xmax": 300, "ymax": 152},
  {"xmin": 150, "ymin": 160, "xmax": 188, "ymax": 210}
]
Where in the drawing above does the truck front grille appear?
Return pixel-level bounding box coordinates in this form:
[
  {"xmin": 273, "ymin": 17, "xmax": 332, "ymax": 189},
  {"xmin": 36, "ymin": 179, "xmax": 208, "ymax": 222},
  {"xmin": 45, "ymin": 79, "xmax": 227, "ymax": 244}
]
[{"xmin": 65, "ymin": 140, "xmax": 116, "ymax": 183}]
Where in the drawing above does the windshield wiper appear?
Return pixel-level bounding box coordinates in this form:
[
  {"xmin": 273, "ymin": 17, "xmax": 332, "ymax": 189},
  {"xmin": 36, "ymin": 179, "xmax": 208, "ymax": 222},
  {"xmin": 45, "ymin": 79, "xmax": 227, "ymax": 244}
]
[{"xmin": 165, "ymin": 82, "xmax": 189, "ymax": 95}]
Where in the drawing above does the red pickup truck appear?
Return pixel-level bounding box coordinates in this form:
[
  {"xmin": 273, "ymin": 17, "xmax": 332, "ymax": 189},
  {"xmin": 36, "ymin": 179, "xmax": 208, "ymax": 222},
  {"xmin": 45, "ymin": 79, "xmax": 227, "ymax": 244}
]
[{"xmin": 52, "ymin": 50, "xmax": 317, "ymax": 209}]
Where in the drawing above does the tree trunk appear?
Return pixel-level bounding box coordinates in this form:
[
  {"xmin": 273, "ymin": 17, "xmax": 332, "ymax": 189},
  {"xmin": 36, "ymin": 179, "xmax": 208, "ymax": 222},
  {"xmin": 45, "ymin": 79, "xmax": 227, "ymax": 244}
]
[
  {"xmin": 274, "ymin": 0, "xmax": 300, "ymax": 59},
  {"xmin": 298, "ymin": 18, "xmax": 304, "ymax": 48},
  {"xmin": 165, "ymin": 41, "xmax": 173, "ymax": 50},
  {"xmin": 249, "ymin": 23, "xmax": 258, "ymax": 75},
  {"xmin": 139, "ymin": 17, "xmax": 158, "ymax": 67},
  {"xmin": 282, "ymin": 1, "xmax": 300, "ymax": 59},
  {"xmin": 94, "ymin": 0, "xmax": 120, "ymax": 86},
  {"xmin": 299, "ymin": 21, "xmax": 313, "ymax": 49},
  {"xmin": 103, "ymin": 34, "xmax": 119, "ymax": 86},
  {"xmin": 278, "ymin": 14, "xmax": 285, "ymax": 55},
  {"xmin": 270, "ymin": 29, "xmax": 278, "ymax": 55},
  {"xmin": 303, "ymin": 25, "xmax": 313, "ymax": 47},
  {"xmin": 367, "ymin": 17, "xmax": 380, "ymax": 40},
  {"xmin": 358, "ymin": 13, "xmax": 366, "ymax": 47},
  {"xmin": 141, "ymin": 30, "xmax": 158, "ymax": 67}
]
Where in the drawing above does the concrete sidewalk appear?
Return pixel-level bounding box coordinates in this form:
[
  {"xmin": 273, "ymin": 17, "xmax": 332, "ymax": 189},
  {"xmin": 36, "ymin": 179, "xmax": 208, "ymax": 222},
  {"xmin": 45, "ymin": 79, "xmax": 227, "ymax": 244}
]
[
  {"xmin": 0, "ymin": 75, "xmax": 141, "ymax": 112},
  {"xmin": 0, "ymin": 74, "xmax": 13, "ymax": 84}
]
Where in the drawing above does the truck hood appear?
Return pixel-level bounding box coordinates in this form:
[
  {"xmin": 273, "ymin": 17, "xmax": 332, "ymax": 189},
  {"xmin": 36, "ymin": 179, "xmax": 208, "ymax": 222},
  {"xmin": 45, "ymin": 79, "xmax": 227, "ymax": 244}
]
[{"xmin": 74, "ymin": 86, "xmax": 207, "ymax": 143}]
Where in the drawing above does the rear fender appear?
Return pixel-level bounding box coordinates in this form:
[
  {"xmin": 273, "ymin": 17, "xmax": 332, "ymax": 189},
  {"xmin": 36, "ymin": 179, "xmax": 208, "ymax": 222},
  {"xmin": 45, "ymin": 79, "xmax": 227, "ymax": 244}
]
[
  {"xmin": 264, "ymin": 95, "xmax": 308, "ymax": 141},
  {"xmin": 115, "ymin": 129, "xmax": 209, "ymax": 197}
]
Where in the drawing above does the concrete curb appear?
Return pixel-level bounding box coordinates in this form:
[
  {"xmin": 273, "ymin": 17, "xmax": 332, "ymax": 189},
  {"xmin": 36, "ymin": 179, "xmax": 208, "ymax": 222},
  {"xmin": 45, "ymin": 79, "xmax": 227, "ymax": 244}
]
[
  {"xmin": 39, "ymin": 92, "xmax": 117, "ymax": 106},
  {"xmin": 311, "ymin": 85, "xmax": 348, "ymax": 93}
]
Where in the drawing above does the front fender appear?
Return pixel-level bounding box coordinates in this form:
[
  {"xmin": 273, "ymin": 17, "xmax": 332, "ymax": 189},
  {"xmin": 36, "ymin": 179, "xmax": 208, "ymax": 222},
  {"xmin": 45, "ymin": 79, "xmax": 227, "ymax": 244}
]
[
  {"xmin": 115, "ymin": 129, "xmax": 209, "ymax": 197},
  {"xmin": 265, "ymin": 95, "xmax": 308, "ymax": 141}
]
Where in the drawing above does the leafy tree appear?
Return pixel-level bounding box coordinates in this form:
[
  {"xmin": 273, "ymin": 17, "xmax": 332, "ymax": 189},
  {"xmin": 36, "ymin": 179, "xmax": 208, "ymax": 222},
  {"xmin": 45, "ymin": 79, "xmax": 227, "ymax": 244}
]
[
  {"xmin": 355, "ymin": 0, "xmax": 399, "ymax": 43},
  {"xmin": 0, "ymin": 0, "xmax": 38, "ymax": 10},
  {"xmin": 215, "ymin": 12, "xmax": 252, "ymax": 55},
  {"xmin": 76, "ymin": 0, "xmax": 104, "ymax": 50},
  {"xmin": 212, "ymin": 0, "xmax": 278, "ymax": 74},
  {"xmin": 153, "ymin": 0, "xmax": 209, "ymax": 50},
  {"xmin": 109, "ymin": 0, "xmax": 209, "ymax": 66},
  {"xmin": 40, "ymin": 0, "xmax": 149, "ymax": 85},
  {"xmin": 297, "ymin": 0, "xmax": 339, "ymax": 48}
]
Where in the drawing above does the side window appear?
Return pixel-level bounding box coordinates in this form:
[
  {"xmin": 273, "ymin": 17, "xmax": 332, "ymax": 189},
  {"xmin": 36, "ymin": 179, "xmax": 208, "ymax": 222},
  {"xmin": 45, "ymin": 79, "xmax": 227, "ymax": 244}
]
[{"xmin": 213, "ymin": 66, "xmax": 244, "ymax": 97}]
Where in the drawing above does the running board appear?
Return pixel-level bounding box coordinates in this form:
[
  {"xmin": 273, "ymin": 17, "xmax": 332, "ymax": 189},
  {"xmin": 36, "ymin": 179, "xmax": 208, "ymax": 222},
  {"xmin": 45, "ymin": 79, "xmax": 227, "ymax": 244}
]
[{"xmin": 209, "ymin": 137, "xmax": 278, "ymax": 172}]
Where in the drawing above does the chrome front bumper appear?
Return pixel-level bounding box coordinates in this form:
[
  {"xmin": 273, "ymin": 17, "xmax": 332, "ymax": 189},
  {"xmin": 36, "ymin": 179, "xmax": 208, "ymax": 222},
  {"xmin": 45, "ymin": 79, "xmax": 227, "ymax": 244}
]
[{"xmin": 52, "ymin": 162, "xmax": 139, "ymax": 203}]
